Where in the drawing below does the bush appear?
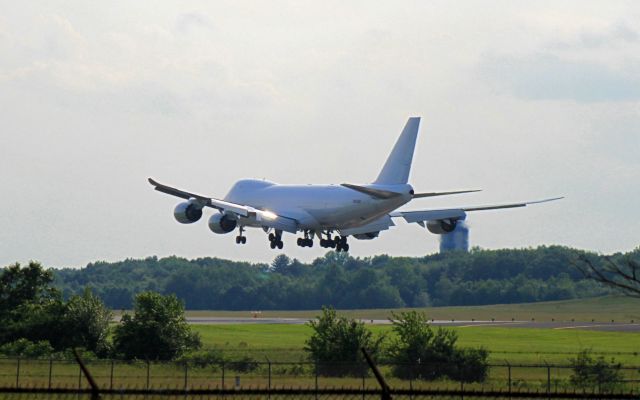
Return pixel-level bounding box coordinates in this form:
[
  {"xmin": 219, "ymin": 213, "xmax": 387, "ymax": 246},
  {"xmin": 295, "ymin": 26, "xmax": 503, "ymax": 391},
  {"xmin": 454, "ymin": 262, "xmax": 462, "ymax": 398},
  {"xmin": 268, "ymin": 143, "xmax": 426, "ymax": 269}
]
[
  {"xmin": 62, "ymin": 288, "xmax": 113, "ymax": 357},
  {"xmin": 569, "ymin": 349, "xmax": 623, "ymax": 392},
  {"xmin": 113, "ymin": 292, "xmax": 201, "ymax": 360},
  {"xmin": 449, "ymin": 347, "xmax": 490, "ymax": 382},
  {"xmin": 179, "ymin": 348, "xmax": 224, "ymax": 368},
  {"xmin": 228, "ymin": 356, "xmax": 260, "ymax": 372},
  {"xmin": 305, "ymin": 307, "xmax": 384, "ymax": 377},
  {"xmin": 387, "ymin": 311, "xmax": 489, "ymax": 382},
  {"xmin": 0, "ymin": 339, "xmax": 54, "ymax": 358}
]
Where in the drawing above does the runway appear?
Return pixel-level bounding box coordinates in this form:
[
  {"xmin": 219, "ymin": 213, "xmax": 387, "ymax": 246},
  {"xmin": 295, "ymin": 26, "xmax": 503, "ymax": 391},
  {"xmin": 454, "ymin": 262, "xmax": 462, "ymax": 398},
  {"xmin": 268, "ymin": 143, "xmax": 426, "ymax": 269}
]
[{"xmin": 185, "ymin": 317, "xmax": 640, "ymax": 332}]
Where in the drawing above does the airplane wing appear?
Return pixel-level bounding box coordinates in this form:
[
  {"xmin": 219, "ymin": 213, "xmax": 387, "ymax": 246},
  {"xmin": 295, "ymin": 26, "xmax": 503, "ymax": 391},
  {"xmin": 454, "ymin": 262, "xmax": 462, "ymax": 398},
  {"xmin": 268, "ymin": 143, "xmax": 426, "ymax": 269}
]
[
  {"xmin": 148, "ymin": 178, "xmax": 299, "ymax": 232},
  {"xmin": 390, "ymin": 197, "xmax": 563, "ymax": 225}
]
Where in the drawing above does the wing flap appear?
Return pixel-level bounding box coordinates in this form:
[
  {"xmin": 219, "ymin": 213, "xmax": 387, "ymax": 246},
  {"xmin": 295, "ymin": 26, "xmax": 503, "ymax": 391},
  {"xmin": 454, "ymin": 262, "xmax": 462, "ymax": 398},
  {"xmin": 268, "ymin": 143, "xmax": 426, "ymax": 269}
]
[{"xmin": 149, "ymin": 177, "xmax": 298, "ymax": 229}]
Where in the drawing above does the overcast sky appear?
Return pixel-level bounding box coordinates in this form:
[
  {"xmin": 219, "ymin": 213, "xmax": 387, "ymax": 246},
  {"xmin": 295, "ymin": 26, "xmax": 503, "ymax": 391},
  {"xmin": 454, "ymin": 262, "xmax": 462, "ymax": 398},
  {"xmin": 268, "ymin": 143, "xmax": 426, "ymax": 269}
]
[{"xmin": 1, "ymin": 1, "xmax": 639, "ymax": 268}]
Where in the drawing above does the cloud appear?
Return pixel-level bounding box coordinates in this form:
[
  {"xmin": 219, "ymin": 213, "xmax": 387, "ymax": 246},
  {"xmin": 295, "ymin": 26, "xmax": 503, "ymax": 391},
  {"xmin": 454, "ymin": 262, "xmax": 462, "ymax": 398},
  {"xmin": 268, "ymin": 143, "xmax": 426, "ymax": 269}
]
[
  {"xmin": 478, "ymin": 21, "xmax": 640, "ymax": 103},
  {"xmin": 175, "ymin": 12, "xmax": 214, "ymax": 34},
  {"xmin": 479, "ymin": 53, "xmax": 640, "ymax": 102}
]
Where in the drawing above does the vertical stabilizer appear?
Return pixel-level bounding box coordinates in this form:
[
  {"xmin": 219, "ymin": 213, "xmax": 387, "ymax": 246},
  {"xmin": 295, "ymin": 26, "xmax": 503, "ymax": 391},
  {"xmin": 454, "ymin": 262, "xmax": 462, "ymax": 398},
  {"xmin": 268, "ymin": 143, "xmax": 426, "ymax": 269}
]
[{"xmin": 373, "ymin": 117, "xmax": 421, "ymax": 185}]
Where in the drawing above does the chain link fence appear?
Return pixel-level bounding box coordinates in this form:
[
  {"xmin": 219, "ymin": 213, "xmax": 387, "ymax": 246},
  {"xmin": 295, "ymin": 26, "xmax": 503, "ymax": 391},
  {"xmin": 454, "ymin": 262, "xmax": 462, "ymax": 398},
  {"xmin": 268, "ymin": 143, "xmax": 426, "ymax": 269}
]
[{"xmin": 0, "ymin": 357, "xmax": 639, "ymax": 395}]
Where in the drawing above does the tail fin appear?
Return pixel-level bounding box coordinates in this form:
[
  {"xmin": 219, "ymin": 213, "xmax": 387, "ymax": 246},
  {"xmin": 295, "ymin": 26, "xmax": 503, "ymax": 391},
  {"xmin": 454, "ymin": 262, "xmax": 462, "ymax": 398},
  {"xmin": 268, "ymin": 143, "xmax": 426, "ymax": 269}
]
[{"xmin": 373, "ymin": 117, "xmax": 421, "ymax": 185}]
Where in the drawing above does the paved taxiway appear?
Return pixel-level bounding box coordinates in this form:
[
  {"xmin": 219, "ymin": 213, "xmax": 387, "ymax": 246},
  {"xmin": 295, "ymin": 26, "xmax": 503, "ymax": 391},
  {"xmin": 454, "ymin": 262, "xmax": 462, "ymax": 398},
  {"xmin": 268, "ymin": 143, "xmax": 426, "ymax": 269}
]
[{"xmin": 185, "ymin": 317, "xmax": 640, "ymax": 332}]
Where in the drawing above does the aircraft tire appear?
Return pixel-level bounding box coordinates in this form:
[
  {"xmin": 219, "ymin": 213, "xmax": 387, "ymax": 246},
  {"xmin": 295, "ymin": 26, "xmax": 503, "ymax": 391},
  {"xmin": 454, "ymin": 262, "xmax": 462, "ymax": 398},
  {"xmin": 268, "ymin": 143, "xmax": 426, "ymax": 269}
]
[{"xmin": 277, "ymin": 241, "xmax": 284, "ymax": 249}]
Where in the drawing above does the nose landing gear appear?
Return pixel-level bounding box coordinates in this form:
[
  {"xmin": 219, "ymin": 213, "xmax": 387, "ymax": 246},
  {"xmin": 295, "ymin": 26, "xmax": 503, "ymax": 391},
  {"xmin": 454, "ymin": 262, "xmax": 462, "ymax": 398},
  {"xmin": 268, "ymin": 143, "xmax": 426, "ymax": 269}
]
[{"xmin": 235, "ymin": 226, "xmax": 247, "ymax": 245}]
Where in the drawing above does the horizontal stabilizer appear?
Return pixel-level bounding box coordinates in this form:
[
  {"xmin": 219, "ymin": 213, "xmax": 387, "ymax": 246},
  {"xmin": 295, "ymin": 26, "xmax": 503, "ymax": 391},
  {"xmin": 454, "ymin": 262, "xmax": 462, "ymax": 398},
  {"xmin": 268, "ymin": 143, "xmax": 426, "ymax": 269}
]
[
  {"xmin": 413, "ymin": 189, "xmax": 481, "ymax": 198},
  {"xmin": 341, "ymin": 183, "xmax": 403, "ymax": 199}
]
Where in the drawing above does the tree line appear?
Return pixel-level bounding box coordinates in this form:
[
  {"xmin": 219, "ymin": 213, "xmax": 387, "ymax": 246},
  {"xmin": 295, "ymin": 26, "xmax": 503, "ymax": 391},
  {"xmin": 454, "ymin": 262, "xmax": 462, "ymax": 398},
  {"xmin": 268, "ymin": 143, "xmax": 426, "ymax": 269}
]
[{"xmin": 50, "ymin": 246, "xmax": 634, "ymax": 310}]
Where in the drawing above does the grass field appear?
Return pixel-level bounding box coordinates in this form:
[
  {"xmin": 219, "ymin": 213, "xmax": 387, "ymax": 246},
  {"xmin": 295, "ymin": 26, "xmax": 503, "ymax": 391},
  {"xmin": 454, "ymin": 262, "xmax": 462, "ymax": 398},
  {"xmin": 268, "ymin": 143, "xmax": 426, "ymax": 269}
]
[
  {"xmin": 180, "ymin": 296, "xmax": 640, "ymax": 322},
  {"xmin": 192, "ymin": 324, "xmax": 640, "ymax": 364}
]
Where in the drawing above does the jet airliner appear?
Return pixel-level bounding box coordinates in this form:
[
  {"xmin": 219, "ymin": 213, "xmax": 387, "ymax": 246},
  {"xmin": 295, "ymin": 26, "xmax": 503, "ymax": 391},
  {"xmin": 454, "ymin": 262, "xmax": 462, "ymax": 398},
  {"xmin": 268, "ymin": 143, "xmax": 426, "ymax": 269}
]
[{"xmin": 149, "ymin": 117, "xmax": 561, "ymax": 251}]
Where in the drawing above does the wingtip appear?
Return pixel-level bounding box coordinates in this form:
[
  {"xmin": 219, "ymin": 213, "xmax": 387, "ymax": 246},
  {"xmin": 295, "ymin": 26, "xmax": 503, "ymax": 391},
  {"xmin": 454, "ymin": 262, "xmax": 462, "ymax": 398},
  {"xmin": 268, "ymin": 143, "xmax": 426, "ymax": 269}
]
[{"xmin": 148, "ymin": 177, "xmax": 157, "ymax": 186}]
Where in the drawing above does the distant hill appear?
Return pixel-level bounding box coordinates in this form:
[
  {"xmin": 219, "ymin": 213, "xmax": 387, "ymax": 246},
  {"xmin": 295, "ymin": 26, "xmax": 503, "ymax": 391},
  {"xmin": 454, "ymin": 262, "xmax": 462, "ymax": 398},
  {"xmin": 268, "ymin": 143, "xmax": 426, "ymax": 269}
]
[{"xmin": 49, "ymin": 246, "xmax": 638, "ymax": 310}]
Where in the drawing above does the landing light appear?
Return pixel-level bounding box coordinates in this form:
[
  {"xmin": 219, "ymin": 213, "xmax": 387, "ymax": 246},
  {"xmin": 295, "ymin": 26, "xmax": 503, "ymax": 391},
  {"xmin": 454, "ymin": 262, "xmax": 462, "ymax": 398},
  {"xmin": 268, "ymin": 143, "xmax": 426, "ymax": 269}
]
[{"xmin": 261, "ymin": 210, "xmax": 277, "ymax": 220}]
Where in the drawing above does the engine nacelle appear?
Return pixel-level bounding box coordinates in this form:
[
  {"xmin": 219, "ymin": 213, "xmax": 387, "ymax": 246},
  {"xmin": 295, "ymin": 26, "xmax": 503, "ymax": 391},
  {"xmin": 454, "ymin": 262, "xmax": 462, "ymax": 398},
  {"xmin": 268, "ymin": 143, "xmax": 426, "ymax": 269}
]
[
  {"xmin": 426, "ymin": 219, "xmax": 457, "ymax": 234},
  {"xmin": 208, "ymin": 213, "xmax": 237, "ymax": 234},
  {"xmin": 353, "ymin": 232, "xmax": 379, "ymax": 240},
  {"xmin": 174, "ymin": 202, "xmax": 203, "ymax": 224}
]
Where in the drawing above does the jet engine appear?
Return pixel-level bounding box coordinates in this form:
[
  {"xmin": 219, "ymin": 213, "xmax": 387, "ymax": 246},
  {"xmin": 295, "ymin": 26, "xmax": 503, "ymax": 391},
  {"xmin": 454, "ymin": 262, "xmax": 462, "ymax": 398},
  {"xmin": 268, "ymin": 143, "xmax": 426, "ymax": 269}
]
[
  {"xmin": 426, "ymin": 219, "xmax": 457, "ymax": 234},
  {"xmin": 174, "ymin": 202, "xmax": 203, "ymax": 224},
  {"xmin": 353, "ymin": 232, "xmax": 380, "ymax": 240},
  {"xmin": 208, "ymin": 213, "xmax": 237, "ymax": 234}
]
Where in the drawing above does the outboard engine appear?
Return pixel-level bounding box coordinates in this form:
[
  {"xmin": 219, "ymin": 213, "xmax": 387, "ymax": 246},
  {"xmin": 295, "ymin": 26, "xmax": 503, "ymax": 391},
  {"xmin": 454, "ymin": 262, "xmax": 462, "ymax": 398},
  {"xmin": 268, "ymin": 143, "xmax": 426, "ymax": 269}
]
[
  {"xmin": 426, "ymin": 219, "xmax": 457, "ymax": 234},
  {"xmin": 174, "ymin": 201, "xmax": 203, "ymax": 224}
]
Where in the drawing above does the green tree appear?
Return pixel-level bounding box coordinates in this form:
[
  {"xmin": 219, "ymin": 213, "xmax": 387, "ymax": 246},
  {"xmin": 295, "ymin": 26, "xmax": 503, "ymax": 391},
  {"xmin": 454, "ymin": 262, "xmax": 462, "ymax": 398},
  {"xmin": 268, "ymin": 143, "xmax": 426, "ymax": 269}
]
[
  {"xmin": 388, "ymin": 311, "xmax": 488, "ymax": 382},
  {"xmin": 62, "ymin": 288, "xmax": 113, "ymax": 356},
  {"xmin": 0, "ymin": 262, "xmax": 66, "ymax": 347},
  {"xmin": 305, "ymin": 307, "xmax": 384, "ymax": 376},
  {"xmin": 113, "ymin": 292, "xmax": 201, "ymax": 360},
  {"xmin": 569, "ymin": 349, "xmax": 623, "ymax": 392}
]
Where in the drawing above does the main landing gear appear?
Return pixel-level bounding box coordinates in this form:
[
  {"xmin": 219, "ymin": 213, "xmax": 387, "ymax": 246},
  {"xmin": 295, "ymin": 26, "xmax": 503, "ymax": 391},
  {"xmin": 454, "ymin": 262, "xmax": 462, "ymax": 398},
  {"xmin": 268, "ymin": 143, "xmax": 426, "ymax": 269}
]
[
  {"xmin": 319, "ymin": 232, "xmax": 349, "ymax": 252},
  {"xmin": 235, "ymin": 226, "xmax": 247, "ymax": 245},
  {"xmin": 268, "ymin": 231, "xmax": 284, "ymax": 249},
  {"xmin": 297, "ymin": 231, "xmax": 313, "ymax": 248}
]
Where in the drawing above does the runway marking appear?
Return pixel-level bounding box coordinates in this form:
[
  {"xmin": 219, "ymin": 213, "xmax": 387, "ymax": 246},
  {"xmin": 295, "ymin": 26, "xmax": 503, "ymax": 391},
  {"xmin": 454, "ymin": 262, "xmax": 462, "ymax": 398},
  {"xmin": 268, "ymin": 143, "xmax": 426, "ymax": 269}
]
[
  {"xmin": 554, "ymin": 323, "xmax": 640, "ymax": 330},
  {"xmin": 456, "ymin": 322, "xmax": 525, "ymax": 328},
  {"xmin": 554, "ymin": 325, "xmax": 607, "ymax": 330}
]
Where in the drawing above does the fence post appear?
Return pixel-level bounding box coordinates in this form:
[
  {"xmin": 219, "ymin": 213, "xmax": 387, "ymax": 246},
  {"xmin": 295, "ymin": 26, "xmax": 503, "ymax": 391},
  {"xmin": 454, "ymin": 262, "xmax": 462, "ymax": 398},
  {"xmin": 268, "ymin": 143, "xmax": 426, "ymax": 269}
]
[
  {"xmin": 362, "ymin": 364, "xmax": 365, "ymax": 400},
  {"xmin": 15, "ymin": 357, "xmax": 20, "ymax": 388},
  {"xmin": 109, "ymin": 359, "xmax": 114, "ymax": 390},
  {"xmin": 409, "ymin": 375, "xmax": 413, "ymax": 400},
  {"xmin": 146, "ymin": 360, "xmax": 150, "ymax": 389},
  {"xmin": 184, "ymin": 363, "xmax": 188, "ymax": 391},
  {"xmin": 48, "ymin": 357, "xmax": 53, "ymax": 389},
  {"xmin": 505, "ymin": 360, "xmax": 511, "ymax": 394},
  {"xmin": 221, "ymin": 361, "xmax": 225, "ymax": 389},
  {"xmin": 314, "ymin": 359, "xmax": 318, "ymax": 400},
  {"xmin": 266, "ymin": 358, "xmax": 271, "ymax": 400},
  {"xmin": 544, "ymin": 360, "xmax": 550, "ymax": 399},
  {"xmin": 78, "ymin": 363, "xmax": 82, "ymax": 390}
]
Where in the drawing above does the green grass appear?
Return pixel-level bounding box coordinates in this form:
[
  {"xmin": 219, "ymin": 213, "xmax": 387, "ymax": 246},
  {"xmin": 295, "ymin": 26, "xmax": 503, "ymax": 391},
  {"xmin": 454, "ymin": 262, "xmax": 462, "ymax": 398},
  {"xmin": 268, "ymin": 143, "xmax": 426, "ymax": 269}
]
[
  {"xmin": 178, "ymin": 296, "xmax": 640, "ymax": 322},
  {"xmin": 192, "ymin": 323, "xmax": 640, "ymax": 364}
]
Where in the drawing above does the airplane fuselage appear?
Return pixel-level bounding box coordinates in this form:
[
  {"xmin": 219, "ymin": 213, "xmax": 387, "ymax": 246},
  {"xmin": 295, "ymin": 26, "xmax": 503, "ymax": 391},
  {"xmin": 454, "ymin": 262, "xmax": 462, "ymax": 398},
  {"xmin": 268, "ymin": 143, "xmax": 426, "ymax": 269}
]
[{"xmin": 224, "ymin": 179, "xmax": 413, "ymax": 230}]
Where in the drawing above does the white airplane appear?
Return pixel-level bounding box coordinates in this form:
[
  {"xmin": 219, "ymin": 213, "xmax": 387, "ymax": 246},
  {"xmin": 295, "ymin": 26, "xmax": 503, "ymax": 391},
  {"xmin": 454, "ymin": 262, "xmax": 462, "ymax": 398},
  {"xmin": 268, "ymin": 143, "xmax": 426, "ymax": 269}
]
[{"xmin": 149, "ymin": 117, "xmax": 561, "ymax": 251}]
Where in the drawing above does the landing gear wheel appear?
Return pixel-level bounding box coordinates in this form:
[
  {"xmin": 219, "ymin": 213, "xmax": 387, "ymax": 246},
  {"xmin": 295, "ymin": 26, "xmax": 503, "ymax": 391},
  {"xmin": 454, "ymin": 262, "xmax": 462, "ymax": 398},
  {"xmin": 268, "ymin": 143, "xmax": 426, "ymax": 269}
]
[
  {"xmin": 270, "ymin": 241, "xmax": 276, "ymax": 249},
  {"xmin": 297, "ymin": 238, "xmax": 303, "ymax": 246},
  {"xmin": 276, "ymin": 240, "xmax": 284, "ymax": 249},
  {"xmin": 235, "ymin": 236, "xmax": 241, "ymax": 244},
  {"xmin": 241, "ymin": 236, "xmax": 247, "ymax": 244}
]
